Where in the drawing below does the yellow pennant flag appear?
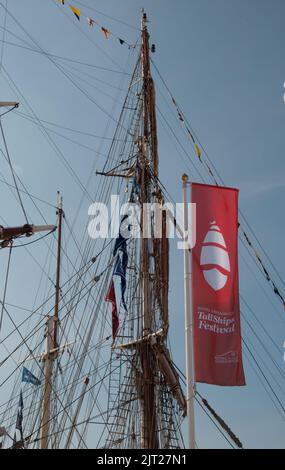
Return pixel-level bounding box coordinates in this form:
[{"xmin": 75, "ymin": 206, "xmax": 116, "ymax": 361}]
[
  {"xmin": 195, "ymin": 144, "xmax": 202, "ymax": 159},
  {"xmin": 70, "ymin": 5, "xmax": 81, "ymax": 20}
]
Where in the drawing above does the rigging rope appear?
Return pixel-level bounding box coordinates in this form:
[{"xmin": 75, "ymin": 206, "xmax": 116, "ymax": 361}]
[
  {"xmin": 75, "ymin": 0, "xmax": 140, "ymax": 32},
  {"xmin": 0, "ymin": 5, "xmax": 280, "ymax": 448},
  {"xmin": 195, "ymin": 393, "xmax": 242, "ymax": 449},
  {"xmin": 152, "ymin": 58, "xmax": 285, "ymax": 312},
  {"xmin": 0, "ymin": 118, "xmax": 29, "ymax": 224},
  {"xmin": 242, "ymin": 339, "xmax": 285, "ymax": 417},
  {"xmin": 0, "ymin": 0, "xmax": 7, "ymax": 73},
  {"xmin": 0, "ymin": 241, "xmax": 12, "ymax": 333}
]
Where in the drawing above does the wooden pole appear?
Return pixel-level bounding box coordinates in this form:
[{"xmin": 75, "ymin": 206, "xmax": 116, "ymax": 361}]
[
  {"xmin": 139, "ymin": 9, "xmax": 158, "ymax": 449},
  {"xmin": 40, "ymin": 193, "xmax": 63, "ymax": 449},
  {"xmin": 40, "ymin": 316, "xmax": 54, "ymax": 449},
  {"xmin": 53, "ymin": 193, "xmax": 63, "ymax": 349}
]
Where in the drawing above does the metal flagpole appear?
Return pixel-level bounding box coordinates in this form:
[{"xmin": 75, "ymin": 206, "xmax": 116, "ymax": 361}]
[{"xmin": 182, "ymin": 174, "xmax": 196, "ymax": 449}]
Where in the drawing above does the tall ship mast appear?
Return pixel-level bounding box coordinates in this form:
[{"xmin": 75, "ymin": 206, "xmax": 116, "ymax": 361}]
[{"xmin": 104, "ymin": 10, "xmax": 186, "ymax": 449}]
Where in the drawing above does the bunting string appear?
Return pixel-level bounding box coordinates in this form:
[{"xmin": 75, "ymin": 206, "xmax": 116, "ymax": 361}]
[
  {"xmin": 152, "ymin": 60, "xmax": 285, "ymax": 311},
  {"xmin": 56, "ymin": 1, "xmax": 136, "ymax": 49}
]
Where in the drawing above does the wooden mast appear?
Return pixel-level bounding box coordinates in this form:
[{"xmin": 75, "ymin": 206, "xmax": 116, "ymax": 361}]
[
  {"xmin": 53, "ymin": 193, "xmax": 63, "ymax": 349},
  {"xmin": 139, "ymin": 9, "xmax": 159, "ymax": 449},
  {"xmin": 40, "ymin": 193, "xmax": 63, "ymax": 449}
]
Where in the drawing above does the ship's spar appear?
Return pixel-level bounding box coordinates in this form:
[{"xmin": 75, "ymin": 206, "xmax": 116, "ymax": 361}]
[{"xmin": 0, "ymin": 102, "xmax": 56, "ymax": 251}]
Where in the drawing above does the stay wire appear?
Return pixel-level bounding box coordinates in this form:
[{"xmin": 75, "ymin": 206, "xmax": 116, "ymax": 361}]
[
  {"xmin": 0, "ymin": 5, "xmax": 133, "ymax": 137},
  {"xmin": 0, "ymin": 118, "xmax": 29, "ymax": 224},
  {"xmin": 10, "ymin": 228, "xmax": 56, "ymax": 248},
  {"xmin": 74, "ymin": 1, "xmax": 140, "ymax": 32},
  {"xmin": 0, "ymin": 174, "xmax": 56, "ymax": 209},
  {"xmin": 152, "ymin": 57, "xmax": 285, "ymax": 305},
  {"xmin": 0, "ymin": 0, "xmax": 7, "ymax": 72},
  {"xmin": 0, "ymin": 34, "xmax": 129, "ymax": 75},
  {"xmin": 0, "ymin": 241, "xmax": 12, "ymax": 333},
  {"xmin": 242, "ymin": 339, "xmax": 285, "ymax": 417}
]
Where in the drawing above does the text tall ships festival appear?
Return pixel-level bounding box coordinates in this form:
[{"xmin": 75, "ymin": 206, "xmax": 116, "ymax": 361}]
[{"xmin": 191, "ymin": 183, "xmax": 245, "ymax": 386}]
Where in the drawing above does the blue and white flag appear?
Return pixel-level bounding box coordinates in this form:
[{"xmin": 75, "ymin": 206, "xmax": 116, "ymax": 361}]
[
  {"xmin": 22, "ymin": 367, "xmax": 41, "ymax": 386},
  {"xmin": 113, "ymin": 255, "xmax": 127, "ymax": 311},
  {"xmin": 112, "ymin": 216, "xmax": 129, "ymax": 311}
]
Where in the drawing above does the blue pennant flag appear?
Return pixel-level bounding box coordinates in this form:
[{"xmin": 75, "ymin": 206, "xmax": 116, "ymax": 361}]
[
  {"xmin": 15, "ymin": 390, "xmax": 23, "ymax": 432},
  {"xmin": 113, "ymin": 216, "xmax": 129, "ymax": 311},
  {"xmin": 22, "ymin": 367, "xmax": 41, "ymax": 386},
  {"xmin": 113, "ymin": 255, "xmax": 127, "ymax": 311},
  {"xmin": 113, "ymin": 216, "xmax": 129, "ymax": 258}
]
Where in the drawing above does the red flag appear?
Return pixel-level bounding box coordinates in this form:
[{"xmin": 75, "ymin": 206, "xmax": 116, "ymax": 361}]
[
  {"xmin": 105, "ymin": 280, "xmax": 119, "ymax": 339},
  {"xmin": 192, "ymin": 183, "xmax": 245, "ymax": 386},
  {"xmin": 101, "ymin": 27, "xmax": 110, "ymax": 39}
]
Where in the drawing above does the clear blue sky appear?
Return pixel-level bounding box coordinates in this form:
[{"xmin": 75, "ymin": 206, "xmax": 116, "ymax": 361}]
[{"xmin": 0, "ymin": 0, "xmax": 284, "ymax": 448}]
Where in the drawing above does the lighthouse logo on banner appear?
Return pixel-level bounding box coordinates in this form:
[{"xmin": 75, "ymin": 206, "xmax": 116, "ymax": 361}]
[{"xmin": 200, "ymin": 221, "xmax": 230, "ymax": 291}]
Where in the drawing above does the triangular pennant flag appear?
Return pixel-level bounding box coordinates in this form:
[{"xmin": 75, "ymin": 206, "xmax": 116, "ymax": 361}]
[
  {"xmin": 15, "ymin": 390, "xmax": 23, "ymax": 432},
  {"xmin": 105, "ymin": 280, "xmax": 119, "ymax": 339},
  {"xmin": 118, "ymin": 38, "xmax": 125, "ymax": 45},
  {"xmin": 18, "ymin": 389, "xmax": 23, "ymax": 409},
  {"xmin": 15, "ymin": 409, "xmax": 23, "ymax": 431},
  {"xmin": 70, "ymin": 5, "xmax": 80, "ymax": 21},
  {"xmin": 87, "ymin": 17, "xmax": 95, "ymax": 27},
  {"xmin": 101, "ymin": 27, "xmax": 110, "ymax": 39},
  {"xmin": 22, "ymin": 367, "xmax": 41, "ymax": 386},
  {"xmin": 194, "ymin": 144, "xmax": 202, "ymax": 159}
]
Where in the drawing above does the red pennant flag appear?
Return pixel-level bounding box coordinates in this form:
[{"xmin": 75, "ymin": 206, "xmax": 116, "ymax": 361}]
[
  {"xmin": 101, "ymin": 27, "xmax": 110, "ymax": 39},
  {"xmin": 192, "ymin": 183, "xmax": 245, "ymax": 386},
  {"xmin": 105, "ymin": 280, "xmax": 119, "ymax": 339}
]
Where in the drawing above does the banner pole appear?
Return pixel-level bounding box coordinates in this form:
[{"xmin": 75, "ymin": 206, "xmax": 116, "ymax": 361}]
[{"xmin": 182, "ymin": 174, "xmax": 196, "ymax": 449}]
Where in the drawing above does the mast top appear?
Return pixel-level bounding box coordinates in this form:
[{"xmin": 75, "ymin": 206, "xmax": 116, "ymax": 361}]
[
  {"xmin": 141, "ymin": 8, "xmax": 148, "ymax": 31},
  {"xmin": 182, "ymin": 173, "xmax": 189, "ymax": 183},
  {"xmin": 57, "ymin": 191, "xmax": 63, "ymax": 211}
]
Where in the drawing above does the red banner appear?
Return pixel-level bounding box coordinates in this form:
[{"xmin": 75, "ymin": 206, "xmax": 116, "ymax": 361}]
[
  {"xmin": 105, "ymin": 280, "xmax": 119, "ymax": 339},
  {"xmin": 191, "ymin": 183, "xmax": 245, "ymax": 386}
]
